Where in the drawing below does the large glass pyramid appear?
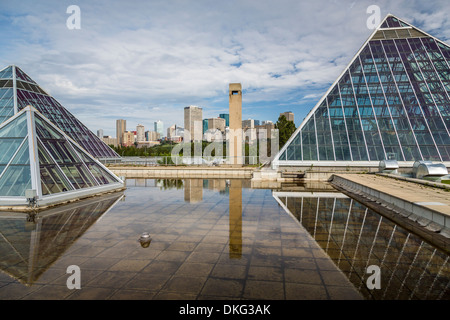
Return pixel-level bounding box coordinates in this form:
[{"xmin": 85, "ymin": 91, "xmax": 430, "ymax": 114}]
[
  {"xmin": 0, "ymin": 65, "xmax": 119, "ymax": 159},
  {"xmin": 273, "ymin": 14, "xmax": 450, "ymax": 167},
  {"xmin": 0, "ymin": 105, "xmax": 124, "ymax": 209}
]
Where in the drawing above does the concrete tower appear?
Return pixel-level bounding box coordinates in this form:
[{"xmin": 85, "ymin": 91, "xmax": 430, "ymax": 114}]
[{"xmin": 229, "ymin": 83, "xmax": 243, "ymax": 165}]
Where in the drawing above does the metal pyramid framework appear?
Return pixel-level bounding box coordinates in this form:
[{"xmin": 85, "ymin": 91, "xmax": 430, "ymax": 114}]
[
  {"xmin": 273, "ymin": 14, "xmax": 450, "ymax": 168},
  {"xmin": 0, "ymin": 105, "xmax": 124, "ymax": 209},
  {"xmin": 0, "ymin": 65, "xmax": 119, "ymax": 159}
]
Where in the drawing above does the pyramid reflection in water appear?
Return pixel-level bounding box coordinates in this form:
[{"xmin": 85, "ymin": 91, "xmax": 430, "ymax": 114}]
[
  {"xmin": 0, "ymin": 191, "xmax": 123, "ymax": 285},
  {"xmin": 273, "ymin": 191, "xmax": 450, "ymax": 300}
]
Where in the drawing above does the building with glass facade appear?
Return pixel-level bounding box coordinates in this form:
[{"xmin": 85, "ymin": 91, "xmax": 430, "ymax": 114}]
[
  {"xmin": 0, "ymin": 65, "xmax": 119, "ymax": 159},
  {"xmin": 273, "ymin": 15, "xmax": 450, "ymax": 168},
  {"xmin": 219, "ymin": 113, "xmax": 230, "ymax": 127},
  {"xmin": 0, "ymin": 105, "xmax": 124, "ymax": 209}
]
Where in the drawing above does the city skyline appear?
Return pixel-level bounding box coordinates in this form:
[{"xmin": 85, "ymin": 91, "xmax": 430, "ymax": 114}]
[{"xmin": 1, "ymin": 1, "xmax": 450, "ymax": 137}]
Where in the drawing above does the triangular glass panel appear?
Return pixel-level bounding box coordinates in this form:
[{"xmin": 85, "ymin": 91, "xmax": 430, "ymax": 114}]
[
  {"xmin": 35, "ymin": 115, "xmax": 98, "ymax": 190},
  {"xmin": 72, "ymin": 144, "xmax": 120, "ymax": 185},
  {"xmin": 0, "ymin": 113, "xmax": 28, "ymax": 138},
  {"xmin": 0, "ymin": 87, "xmax": 15, "ymax": 124},
  {"xmin": 0, "ymin": 66, "xmax": 13, "ymax": 80},
  {"xmin": 0, "ymin": 164, "xmax": 32, "ymax": 197},
  {"xmin": 0, "ymin": 137, "xmax": 31, "ymax": 197},
  {"xmin": 0, "ymin": 138, "xmax": 26, "ymax": 167},
  {"xmin": 10, "ymin": 139, "xmax": 30, "ymax": 165},
  {"xmin": 37, "ymin": 139, "xmax": 74, "ymax": 195},
  {"xmin": 15, "ymin": 66, "xmax": 37, "ymax": 84}
]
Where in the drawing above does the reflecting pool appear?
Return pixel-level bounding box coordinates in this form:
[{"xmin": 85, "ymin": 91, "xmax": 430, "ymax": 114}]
[{"xmin": 0, "ymin": 178, "xmax": 448, "ymax": 300}]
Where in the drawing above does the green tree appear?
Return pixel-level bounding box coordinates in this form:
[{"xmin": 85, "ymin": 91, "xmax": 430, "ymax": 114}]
[{"xmin": 275, "ymin": 115, "xmax": 296, "ymax": 148}]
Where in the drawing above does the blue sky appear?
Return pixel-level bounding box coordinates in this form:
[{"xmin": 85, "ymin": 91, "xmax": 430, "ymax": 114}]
[{"xmin": 1, "ymin": 0, "xmax": 450, "ymax": 136}]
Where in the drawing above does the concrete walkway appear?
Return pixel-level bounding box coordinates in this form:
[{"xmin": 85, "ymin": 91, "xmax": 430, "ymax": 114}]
[
  {"xmin": 330, "ymin": 173, "xmax": 450, "ymax": 252},
  {"xmin": 334, "ymin": 173, "xmax": 450, "ymax": 216}
]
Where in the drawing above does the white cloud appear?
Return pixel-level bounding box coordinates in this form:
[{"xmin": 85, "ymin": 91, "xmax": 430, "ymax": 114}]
[{"xmin": 1, "ymin": 0, "xmax": 450, "ymax": 135}]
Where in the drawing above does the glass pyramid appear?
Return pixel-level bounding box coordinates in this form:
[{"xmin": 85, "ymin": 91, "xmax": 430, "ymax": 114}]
[
  {"xmin": 0, "ymin": 105, "xmax": 124, "ymax": 209},
  {"xmin": 273, "ymin": 14, "xmax": 450, "ymax": 167},
  {"xmin": 0, "ymin": 65, "xmax": 119, "ymax": 159}
]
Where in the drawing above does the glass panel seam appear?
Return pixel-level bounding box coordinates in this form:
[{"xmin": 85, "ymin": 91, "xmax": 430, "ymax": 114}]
[
  {"xmin": 70, "ymin": 142, "xmax": 102, "ymax": 186},
  {"xmin": 0, "ymin": 135, "xmax": 28, "ymax": 181},
  {"xmin": 325, "ymin": 97, "xmax": 337, "ymax": 161},
  {"xmin": 419, "ymin": 38, "xmax": 450, "ymax": 135},
  {"xmin": 36, "ymin": 136, "xmax": 76, "ymax": 191},
  {"xmin": 300, "ymin": 130, "xmax": 303, "ymax": 161},
  {"xmin": 313, "ymin": 112, "xmax": 319, "ymax": 161},
  {"xmin": 392, "ymin": 40, "xmax": 442, "ymax": 161},
  {"xmin": 348, "ymin": 65, "xmax": 371, "ymax": 161},
  {"xmin": 407, "ymin": 38, "xmax": 449, "ymax": 136},
  {"xmin": 380, "ymin": 40, "xmax": 424, "ymax": 161},
  {"xmin": 337, "ymin": 82, "xmax": 353, "ymax": 161},
  {"xmin": 368, "ymin": 42, "xmax": 406, "ymax": 161},
  {"xmin": 358, "ymin": 55, "xmax": 388, "ymax": 160},
  {"xmin": 12, "ymin": 66, "xmax": 17, "ymax": 114}
]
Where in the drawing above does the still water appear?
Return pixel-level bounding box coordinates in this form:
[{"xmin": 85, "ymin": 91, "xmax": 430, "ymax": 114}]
[{"xmin": 0, "ymin": 178, "xmax": 448, "ymax": 300}]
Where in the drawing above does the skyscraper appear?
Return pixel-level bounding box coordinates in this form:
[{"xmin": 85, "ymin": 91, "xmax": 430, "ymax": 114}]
[
  {"xmin": 184, "ymin": 106, "xmax": 203, "ymax": 142},
  {"xmin": 167, "ymin": 124, "xmax": 177, "ymax": 139},
  {"xmin": 136, "ymin": 124, "xmax": 145, "ymax": 142},
  {"xmin": 116, "ymin": 119, "xmax": 126, "ymax": 146},
  {"xmin": 273, "ymin": 14, "xmax": 450, "ymax": 168},
  {"xmin": 154, "ymin": 120, "xmax": 164, "ymax": 138}
]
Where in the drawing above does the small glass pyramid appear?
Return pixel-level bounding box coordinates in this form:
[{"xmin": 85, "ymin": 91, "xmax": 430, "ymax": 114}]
[
  {"xmin": 273, "ymin": 14, "xmax": 450, "ymax": 167},
  {"xmin": 0, "ymin": 105, "xmax": 124, "ymax": 209}
]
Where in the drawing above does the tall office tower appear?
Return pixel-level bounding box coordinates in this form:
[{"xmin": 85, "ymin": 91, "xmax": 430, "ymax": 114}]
[
  {"xmin": 167, "ymin": 124, "xmax": 177, "ymax": 139},
  {"xmin": 219, "ymin": 113, "xmax": 230, "ymax": 127},
  {"xmin": 280, "ymin": 112, "xmax": 294, "ymax": 122},
  {"xmin": 97, "ymin": 129, "xmax": 104, "ymax": 138},
  {"xmin": 184, "ymin": 105, "xmax": 203, "ymax": 142},
  {"xmin": 229, "ymin": 83, "xmax": 243, "ymax": 165},
  {"xmin": 122, "ymin": 131, "xmax": 135, "ymax": 147},
  {"xmin": 208, "ymin": 117, "xmax": 226, "ymax": 132},
  {"xmin": 136, "ymin": 124, "xmax": 145, "ymax": 142},
  {"xmin": 154, "ymin": 120, "xmax": 164, "ymax": 138},
  {"xmin": 116, "ymin": 119, "xmax": 126, "ymax": 146}
]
